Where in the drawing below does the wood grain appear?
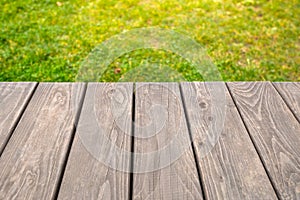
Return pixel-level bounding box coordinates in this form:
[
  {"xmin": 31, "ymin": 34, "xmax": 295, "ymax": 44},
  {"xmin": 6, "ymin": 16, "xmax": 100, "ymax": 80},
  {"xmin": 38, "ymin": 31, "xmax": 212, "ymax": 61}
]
[
  {"xmin": 227, "ymin": 82, "xmax": 300, "ymax": 200},
  {"xmin": 180, "ymin": 82, "xmax": 278, "ymax": 200},
  {"xmin": 273, "ymin": 82, "xmax": 300, "ymax": 122},
  {"xmin": 0, "ymin": 82, "xmax": 37, "ymax": 155},
  {"xmin": 58, "ymin": 83, "xmax": 133, "ymax": 200},
  {"xmin": 132, "ymin": 83, "xmax": 203, "ymax": 200},
  {"xmin": 0, "ymin": 83, "xmax": 85, "ymax": 200}
]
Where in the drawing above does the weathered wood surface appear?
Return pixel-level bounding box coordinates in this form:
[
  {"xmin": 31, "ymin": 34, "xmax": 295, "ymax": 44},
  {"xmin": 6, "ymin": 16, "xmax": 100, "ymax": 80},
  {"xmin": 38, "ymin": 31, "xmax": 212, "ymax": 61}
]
[
  {"xmin": 273, "ymin": 82, "xmax": 300, "ymax": 122},
  {"xmin": 0, "ymin": 82, "xmax": 37, "ymax": 155},
  {"xmin": 0, "ymin": 82, "xmax": 299, "ymax": 199},
  {"xmin": 181, "ymin": 82, "xmax": 278, "ymax": 200},
  {"xmin": 227, "ymin": 82, "xmax": 300, "ymax": 200},
  {"xmin": 58, "ymin": 83, "xmax": 133, "ymax": 200},
  {"xmin": 0, "ymin": 83, "xmax": 85, "ymax": 199},
  {"xmin": 132, "ymin": 83, "xmax": 203, "ymax": 200}
]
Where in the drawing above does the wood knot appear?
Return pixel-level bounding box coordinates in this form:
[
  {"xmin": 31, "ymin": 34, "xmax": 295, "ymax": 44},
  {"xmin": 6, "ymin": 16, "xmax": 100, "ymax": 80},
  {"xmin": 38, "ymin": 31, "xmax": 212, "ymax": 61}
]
[
  {"xmin": 208, "ymin": 116, "xmax": 213, "ymax": 121},
  {"xmin": 199, "ymin": 102, "xmax": 207, "ymax": 109}
]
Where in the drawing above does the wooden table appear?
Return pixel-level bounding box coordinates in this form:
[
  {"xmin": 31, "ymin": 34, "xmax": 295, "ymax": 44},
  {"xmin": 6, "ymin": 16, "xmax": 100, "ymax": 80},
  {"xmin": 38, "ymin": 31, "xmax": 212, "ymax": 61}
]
[{"xmin": 0, "ymin": 82, "xmax": 299, "ymax": 200}]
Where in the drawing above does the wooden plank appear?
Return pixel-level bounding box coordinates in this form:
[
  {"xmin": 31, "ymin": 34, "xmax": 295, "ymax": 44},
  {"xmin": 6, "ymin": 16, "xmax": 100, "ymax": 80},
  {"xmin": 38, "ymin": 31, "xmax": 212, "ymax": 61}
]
[
  {"xmin": 227, "ymin": 82, "xmax": 300, "ymax": 200},
  {"xmin": 0, "ymin": 83, "xmax": 85, "ymax": 199},
  {"xmin": 273, "ymin": 82, "xmax": 300, "ymax": 122},
  {"xmin": 0, "ymin": 82, "xmax": 37, "ymax": 155},
  {"xmin": 132, "ymin": 83, "xmax": 203, "ymax": 200},
  {"xmin": 58, "ymin": 83, "xmax": 133, "ymax": 200},
  {"xmin": 180, "ymin": 82, "xmax": 278, "ymax": 200}
]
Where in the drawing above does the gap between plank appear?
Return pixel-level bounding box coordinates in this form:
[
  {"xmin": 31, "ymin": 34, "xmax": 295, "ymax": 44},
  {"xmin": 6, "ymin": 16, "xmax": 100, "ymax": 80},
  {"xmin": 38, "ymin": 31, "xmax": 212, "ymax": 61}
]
[
  {"xmin": 53, "ymin": 83, "xmax": 88, "ymax": 200},
  {"xmin": 271, "ymin": 82, "xmax": 300, "ymax": 124},
  {"xmin": 129, "ymin": 83, "xmax": 135, "ymax": 200},
  {"xmin": 225, "ymin": 82, "xmax": 281, "ymax": 200},
  {"xmin": 0, "ymin": 82, "xmax": 39, "ymax": 158},
  {"xmin": 179, "ymin": 83, "xmax": 207, "ymax": 200}
]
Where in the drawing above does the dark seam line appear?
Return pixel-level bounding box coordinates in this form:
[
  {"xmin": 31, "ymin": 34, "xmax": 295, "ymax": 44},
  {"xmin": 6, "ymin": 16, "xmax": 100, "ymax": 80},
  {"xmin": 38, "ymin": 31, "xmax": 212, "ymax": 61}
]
[
  {"xmin": 271, "ymin": 82, "xmax": 300, "ymax": 124},
  {"xmin": 0, "ymin": 82, "xmax": 39, "ymax": 157},
  {"xmin": 53, "ymin": 82, "xmax": 88, "ymax": 200},
  {"xmin": 225, "ymin": 82, "xmax": 281, "ymax": 200},
  {"xmin": 129, "ymin": 83, "xmax": 136, "ymax": 200},
  {"xmin": 179, "ymin": 82, "xmax": 207, "ymax": 200}
]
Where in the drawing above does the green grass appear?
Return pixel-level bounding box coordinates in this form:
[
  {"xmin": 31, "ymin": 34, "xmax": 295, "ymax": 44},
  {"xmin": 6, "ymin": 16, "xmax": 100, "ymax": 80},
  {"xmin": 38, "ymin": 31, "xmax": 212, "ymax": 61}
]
[{"xmin": 0, "ymin": 0, "xmax": 299, "ymax": 82}]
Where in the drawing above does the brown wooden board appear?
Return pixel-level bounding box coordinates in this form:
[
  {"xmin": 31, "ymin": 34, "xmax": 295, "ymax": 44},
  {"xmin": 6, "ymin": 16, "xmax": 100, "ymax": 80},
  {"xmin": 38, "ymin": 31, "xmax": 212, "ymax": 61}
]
[
  {"xmin": 227, "ymin": 82, "xmax": 300, "ymax": 200},
  {"xmin": 0, "ymin": 82, "xmax": 37, "ymax": 155},
  {"xmin": 180, "ymin": 82, "xmax": 278, "ymax": 200},
  {"xmin": 58, "ymin": 83, "xmax": 133, "ymax": 200},
  {"xmin": 132, "ymin": 83, "xmax": 203, "ymax": 200},
  {"xmin": 0, "ymin": 83, "xmax": 85, "ymax": 199},
  {"xmin": 273, "ymin": 82, "xmax": 300, "ymax": 123}
]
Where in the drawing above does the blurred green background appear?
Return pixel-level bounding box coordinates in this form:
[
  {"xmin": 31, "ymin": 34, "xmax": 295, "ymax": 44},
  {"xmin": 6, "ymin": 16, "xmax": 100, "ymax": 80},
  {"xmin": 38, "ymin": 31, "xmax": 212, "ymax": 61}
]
[{"xmin": 0, "ymin": 0, "xmax": 299, "ymax": 82}]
